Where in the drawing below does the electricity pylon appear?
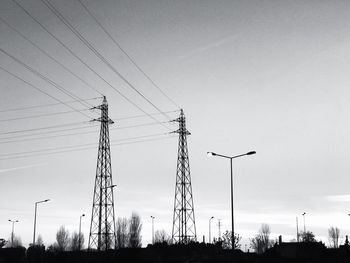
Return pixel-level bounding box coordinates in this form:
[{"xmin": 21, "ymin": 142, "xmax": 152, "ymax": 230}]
[
  {"xmin": 88, "ymin": 96, "xmax": 116, "ymax": 250},
  {"xmin": 172, "ymin": 109, "xmax": 197, "ymax": 244}
]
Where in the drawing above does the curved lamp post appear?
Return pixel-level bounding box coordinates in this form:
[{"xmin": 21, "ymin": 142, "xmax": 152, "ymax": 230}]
[
  {"xmin": 209, "ymin": 216, "xmax": 214, "ymax": 244},
  {"xmin": 151, "ymin": 216, "xmax": 155, "ymax": 244},
  {"xmin": 8, "ymin": 219, "xmax": 19, "ymax": 247},
  {"xmin": 33, "ymin": 199, "xmax": 50, "ymax": 246},
  {"xmin": 302, "ymin": 212, "xmax": 306, "ymax": 233},
  {"xmin": 79, "ymin": 214, "xmax": 85, "ymax": 250}
]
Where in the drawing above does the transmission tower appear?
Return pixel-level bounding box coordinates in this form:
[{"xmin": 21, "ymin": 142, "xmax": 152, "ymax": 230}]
[
  {"xmin": 172, "ymin": 109, "xmax": 197, "ymax": 244},
  {"xmin": 88, "ymin": 96, "xmax": 116, "ymax": 250}
]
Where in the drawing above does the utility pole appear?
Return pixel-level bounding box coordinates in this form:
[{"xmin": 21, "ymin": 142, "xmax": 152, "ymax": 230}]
[
  {"xmin": 88, "ymin": 96, "xmax": 116, "ymax": 251},
  {"xmin": 218, "ymin": 219, "xmax": 222, "ymax": 241},
  {"xmin": 296, "ymin": 216, "xmax": 299, "ymax": 242},
  {"xmin": 33, "ymin": 199, "xmax": 50, "ymax": 246},
  {"xmin": 302, "ymin": 212, "xmax": 306, "ymax": 233},
  {"xmin": 151, "ymin": 216, "xmax": 155, "ymax": 245},
  {"xmin": 8, "ymin": 220, "xmax": 18, "ymax": 247},
  {"xmin": 79, "ymin": 214, "xmax": 85, "ymax": 250},
  {"xmin": 209, "ymin": 216, "xmax": 214, "ymax": 244},
  {"xmin": 171, "ymin": 109, "xmax": 196, "ymax": 244}
]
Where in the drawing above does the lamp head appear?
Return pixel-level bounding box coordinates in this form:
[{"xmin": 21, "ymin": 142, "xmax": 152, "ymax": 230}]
[
  {"xmin": 246, "ymin": 151, "xmax": 256, "ymax": 155},
  {"xmin": 44, "ymin": 199, "xmax": 50, "ymax": 202},
  {"xmin": 82, "ymin": 214, "xmax": 85, "ymax": 217},
  {"xmin": 211, "ymin": 216, "xmax": 214, "ymax": 219},
  {"xmin": 207, "ymin": 152, "xmax": 216, "ymax": 157}
]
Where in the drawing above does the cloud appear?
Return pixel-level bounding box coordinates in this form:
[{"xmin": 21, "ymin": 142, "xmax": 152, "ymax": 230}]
[
  {"xmin": 0, "ymin": 163, "xmax": 46, "ymax": 174},
  {"xmin": 178, "ymin": 33, "xmax": 240, "ymax": 60},
  {"xmin": 325, "ymin": 195, "xmax": 350, "ymax": 202}
]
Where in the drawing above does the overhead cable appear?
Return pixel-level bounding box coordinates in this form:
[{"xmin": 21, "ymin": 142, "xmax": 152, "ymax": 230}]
[
  {"xmin": 11, "ymin": 0, "xmax": 172, "ymax": 131},
  {"xmin": 0, "ymin": 16, "xmax": 103, "ymax": 97},
  {"xmin": 77, "ymin": 0, "xmax": 180, "ymax": 109},
  {"xmin": 41, "ymin": 0, "xmax": 173, "ymax": 121}
]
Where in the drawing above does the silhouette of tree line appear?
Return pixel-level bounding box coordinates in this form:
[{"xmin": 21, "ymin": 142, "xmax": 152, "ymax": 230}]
[{"xmin": 1, "ymin": 213, "xmax": 350, "ymax": 263}]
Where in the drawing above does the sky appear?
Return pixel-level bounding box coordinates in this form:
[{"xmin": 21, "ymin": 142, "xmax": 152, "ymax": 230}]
[{"xmin": 1, "ymin": 0, "xmax": 350, "ymax": 248}]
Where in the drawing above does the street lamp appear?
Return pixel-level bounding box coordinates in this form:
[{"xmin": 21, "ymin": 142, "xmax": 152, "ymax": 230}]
[
  {"xmin": 151, "ymin": 216, "xmax": 155, "ymax": 244},
  {"xmin": 207, "ymin": 150, "xmax": 256, "ymax": 250},
  {"xmin": 209, "ymin": 216, "xmax": 214, "ymax": 244},
  {"xmin": 8, "ymin": 219, "xmax": 19, "ymax": 247},
  {"xmin": 296, "ymin": 216, "xmax": 300, "ymax": 242},
  {"xmin": 79, "ymin": 214, "xmax": 85, "ymax": 251},
  {"xmin": 302, "ymin": 212, "xmax": 306, "ymax": 233},
  {"xmin": 33, "ymin": 199, "xmax": 50, "ymax": 246}
]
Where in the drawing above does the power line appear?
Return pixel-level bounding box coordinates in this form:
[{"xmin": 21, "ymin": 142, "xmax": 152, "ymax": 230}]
[
  {"xmin": 0, "ymin": 113, "xmax": 177, "ymax": 140},
  {"xmin": 0, "ymin": 47, "xmax": 95, "ymax": 116},
  {"xmin": 41, "ymin": 0, "xmax": 173, "ymax": 121},
  {"xmin": 0, "ymin": 65, "xmax": 93, "ymax": 120},
  {"xmin": 0, "ymin": 15, "xmax": 103, "ymax": 97},
  {"xmin": 0, "ymin": 141, "xmax": 97, "ymax": 157},
  {"xmin": 77, "ymin": 0, "xmax": 180, "ymax": 109},
  {"xmin": 0, "ymin": 134, "xmax": 176, "ymax": 160},
  {"xmin": 11, "ymin": 0, "xmax": 172, "ymax": 131},
  {"xmin": 0, "ymin": 121, "xmax": 90, "ymax": 136},
  {"xmin": 0, "ymin": 124, "xmax": 98, "ymax": 140},
  {"xmin": 0, "ymin": 108, "xmax": 91, "ymax": 122},
  {"xmin": 0, "ymin": 122, "xmax": 170, "ymax": 144},
  {"xmin": 0, "ymin": 97, "xmax": 101, "ymax": 113},
  {"xmin": 111, "ymin": 121, "xmax": 171, "ymax": 130},
  {"xmin": 114, "ymin": 110, "xmax": 180, "ymax": 121}
]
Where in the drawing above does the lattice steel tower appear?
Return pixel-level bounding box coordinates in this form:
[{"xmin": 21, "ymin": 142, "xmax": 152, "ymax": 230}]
[
  {"xmin": 88, "ymin": 96, "xmax": 116, "ymax": 250},
  {"xmin": 172, "ymin": 109, "xmax": 197, "ymax": 243}
]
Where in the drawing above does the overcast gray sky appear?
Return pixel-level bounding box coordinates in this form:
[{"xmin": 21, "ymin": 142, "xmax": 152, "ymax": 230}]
[{"xmin": 1, "ymin": 0, "xmax": 350, "ymax": 248}]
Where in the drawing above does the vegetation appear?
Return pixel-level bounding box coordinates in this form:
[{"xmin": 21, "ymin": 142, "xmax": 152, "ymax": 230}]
[
  {"xmin": 220, "ymin": 231, "xmax": 241, "ymax": 249},
  {"xmin": 55, "ymin": 226, "xmax": 70, "ymax": 251},
  {"xmin": 70, "ymin": 231, "xmax": 84, "ymax": 251},
  {"xmin": 6, "ymin": 234, "xmax": 22, "ymax": 248},
  {"xmin": 250, "ymin": 224, "xmax": 274, "ymax": 254},
  {"xmin": 116, "ymin": 212, "xmax": 143, "ymax": 249},
  {"xmin": 116, "ymin": 217, "xmax": 129, "ymax": 249},
  {"xmin": 36, "ymin": 235, "xmax": 44, "ymax": 247},
  {"xmin": 154, "ymin": 230, "xmax": 171, "ymax": 244},
  {"xmin": 128, "ymin": 212, "xmax": 142, "ymax": 248},
  {"xmin": 300, "ymin": 231, "xmax": 317, "ymax": 243},
  {"xmin": 328, "ymin": 226, "xmax": 340, "ymax": 248}
]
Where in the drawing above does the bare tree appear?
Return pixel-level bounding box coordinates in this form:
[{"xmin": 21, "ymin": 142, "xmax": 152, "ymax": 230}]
[
  {"xmin": 56, "ymin": 226, "xmax": 70, "ymax": 251},
  {"xmin": 300, "ymin": 231, "xmax": 317, "ymax": 242},
  {"xmin": 128, "ymin": 212, "xmax": 142, "ymax": 248},
  {"xmin": 260, "ymin": 224, "xmax": 271, "ymax": 252},
  {"xmin": 250, "ymin": 235, "xmax": 264, "ymax": 254},
  {"xmin": 328, "ymin": 226, "xmax": 340, "ymax": 248},
  {"xmin": 154, "ymin": 230, "xmax": 171, "ymax": 244},
  {"xmin": 221, "ymin": 231, "xmax": 241, "ymax": 249},
  {"xmin": 99, "ymin": 224, "xmax": 114, "ymax": 250},
  {"xmin": 36, "ymin": 235, "xmax": 44, "ymax": 247},
  {"xmin": 250, "ymin": 224, "xmax": 273, "ymax": 254},
  {"xmin": 6, "ymin": 234, "xmax": 22, "ymax": 248},
  {"xmin": 0, "ymin": 239, "xmax": 6, "ymax": 248},
  {"xmin": 70, "ymin": 231, "xmax": 84, "ymax": 251},
  {"xmin": 116, "ymin": 217, "xmax": 129, "ymax": 249}
]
